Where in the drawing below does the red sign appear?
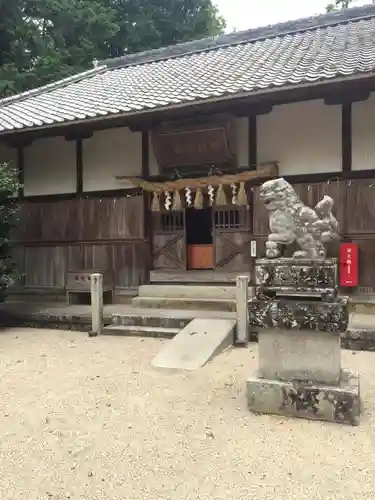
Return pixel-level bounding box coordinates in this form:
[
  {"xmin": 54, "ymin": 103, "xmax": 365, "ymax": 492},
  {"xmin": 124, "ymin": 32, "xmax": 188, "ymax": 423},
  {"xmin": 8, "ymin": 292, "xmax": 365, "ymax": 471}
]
[{"xmin": 340, "ymin": 243, "xmax": 359, "ymax": 287}]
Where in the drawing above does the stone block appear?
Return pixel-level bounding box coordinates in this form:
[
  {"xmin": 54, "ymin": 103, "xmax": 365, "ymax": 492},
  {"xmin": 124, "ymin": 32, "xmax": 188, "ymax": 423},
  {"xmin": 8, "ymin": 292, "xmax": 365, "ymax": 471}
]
[
  {"xmin": 246, "ymin": 369, "xmax": 360, "ymax": 426},
  {"xmin": 258, "ymin": 328, "xmax": 341, "ymax": 384},
  {"xmin": 248, "ymin": 296, "xmax": 349, "ymax": 333},
  {"xmin": 255, "ymin": 257, "xmax": 337, "ymax": 289}
]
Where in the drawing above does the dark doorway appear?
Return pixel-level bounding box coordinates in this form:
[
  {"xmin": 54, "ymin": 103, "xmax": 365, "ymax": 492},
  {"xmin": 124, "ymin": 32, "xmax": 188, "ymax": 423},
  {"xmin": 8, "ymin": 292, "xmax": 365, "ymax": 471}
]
[
  {"xmin": 185, "ymin": 207, "xmax": 213, "ymax": 269},
  {"xmin": 185, "ymin": 207, "xmax": 212, "ymax": 245}
]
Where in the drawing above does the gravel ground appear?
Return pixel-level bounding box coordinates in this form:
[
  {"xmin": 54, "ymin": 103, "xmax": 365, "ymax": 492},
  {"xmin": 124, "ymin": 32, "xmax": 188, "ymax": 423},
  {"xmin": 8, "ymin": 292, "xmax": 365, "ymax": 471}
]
[{"xmin": 0, "ymin": 328, "xmax": 375, "ymax": 500}]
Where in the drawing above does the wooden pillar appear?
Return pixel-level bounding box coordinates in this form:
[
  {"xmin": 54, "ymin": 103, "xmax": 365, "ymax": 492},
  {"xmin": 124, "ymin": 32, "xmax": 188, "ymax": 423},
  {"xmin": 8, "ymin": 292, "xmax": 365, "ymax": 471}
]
[
  {"xmin": 142, "ymin": 130, "xmax": 152, "ymax": 279},
  {"xmin": 248, "ymin": 114, "xmax": 257, "ymax": 279},
  {"xmin": 248, "ymin": 115, "xmax": 257, "ymax": 171},
  {"xmin": 17, "ymin": 146, "xmax": 24, "ymax": 199},
  {"xmin": 341, "ymin": 102, "xmax": 352, "ymax": 239},
  {"xmin": 76, "ymin": 139, "xmax": 83, "ymax": 194}
]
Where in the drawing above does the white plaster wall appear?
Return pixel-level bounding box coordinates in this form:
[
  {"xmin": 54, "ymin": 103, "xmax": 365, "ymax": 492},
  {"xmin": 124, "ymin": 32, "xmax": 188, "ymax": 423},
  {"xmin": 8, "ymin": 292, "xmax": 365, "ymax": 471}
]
[
  {"xmin": 352, "ymin": 92, "xmax": 375, "ymax": 171},
  {"xmin": 24, "ymin": 136, "xmax": 76, "ymax": 196},
  {"xmin": 257, "ymin": 100, "xmax": 342, "ymax": 175},
  {"xmin": 0, "ymin": 143, "xmax": 17, "ymax": 168},
  {"xmin": 83, "ymin": 127, "xmax": 142, "ymax": 191}
]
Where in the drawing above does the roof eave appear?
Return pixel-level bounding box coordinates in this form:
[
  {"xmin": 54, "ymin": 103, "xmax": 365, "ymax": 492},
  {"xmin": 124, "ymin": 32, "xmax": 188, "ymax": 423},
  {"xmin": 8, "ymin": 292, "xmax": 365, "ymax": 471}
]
[{"xmin": 1, "ymin": 71, "xmax": 375, "ymax": 138}]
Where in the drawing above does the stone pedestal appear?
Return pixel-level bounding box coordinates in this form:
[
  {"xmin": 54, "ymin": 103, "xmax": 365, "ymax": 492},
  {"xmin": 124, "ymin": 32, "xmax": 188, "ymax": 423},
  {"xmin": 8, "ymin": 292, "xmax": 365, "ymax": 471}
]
[
  {"xmin": 258, "ymin": 328, "xmax": 341, "ymax": 385},
  {"xmin": 246, "ymin": 370, "xmax": 360, "ymax": 426},
  {"xmin": 247, "ymin": 258, "xmax": 361, "ymax": 426}
]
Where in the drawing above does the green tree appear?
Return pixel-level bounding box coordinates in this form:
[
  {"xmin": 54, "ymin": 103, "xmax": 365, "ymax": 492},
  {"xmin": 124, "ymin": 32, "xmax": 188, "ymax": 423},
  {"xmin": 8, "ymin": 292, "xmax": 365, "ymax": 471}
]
[
  {"xmin": 0, "ymin": 164, "xmax": 21, "ymax": 301},
  {"xmin": 0, "ymin": 0, "xmax": 225, "ymax": 97},
  {"xmin": 326, "ymin": 0, "xmax": 351, "ymax": 12},
  {"xmin": 104, "ymin": 0, "xmax": 226, "ymax": 57}
]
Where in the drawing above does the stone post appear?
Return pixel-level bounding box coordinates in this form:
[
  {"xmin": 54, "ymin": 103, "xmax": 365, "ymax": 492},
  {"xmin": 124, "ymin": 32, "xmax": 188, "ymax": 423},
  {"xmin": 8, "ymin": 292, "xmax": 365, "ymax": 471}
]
[
  {"xmin": 89, "ymin": 273, "xmax": 103, "ymax": 337},
  {"xmin": 235, "ymin": 275, "xmax": 249, "ymax": 345}
]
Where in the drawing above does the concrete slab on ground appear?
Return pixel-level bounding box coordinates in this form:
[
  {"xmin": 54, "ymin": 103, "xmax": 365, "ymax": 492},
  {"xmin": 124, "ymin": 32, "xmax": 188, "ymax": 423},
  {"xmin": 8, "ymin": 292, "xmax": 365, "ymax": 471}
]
[{"xmin": 152, "ymin": 318, "xmax": 236, "ymax": 371}]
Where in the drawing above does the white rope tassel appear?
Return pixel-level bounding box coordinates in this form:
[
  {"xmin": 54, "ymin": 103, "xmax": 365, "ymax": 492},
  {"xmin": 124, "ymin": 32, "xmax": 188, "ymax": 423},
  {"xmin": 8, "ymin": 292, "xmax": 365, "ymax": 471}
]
[
  {"xmin": 185, "ymin": 187, "xmax": 192, "ymax": 206},
  {"xmin": 208, "ymin": 185, "xmax": 215, "ymax": 205},
  {"xmin": 231, "ymin": 183, "xmax": 237, "ymax": 205},
  {"xmin": 164, "ymin": 190, "xmax": 172, "ymax": 211}
]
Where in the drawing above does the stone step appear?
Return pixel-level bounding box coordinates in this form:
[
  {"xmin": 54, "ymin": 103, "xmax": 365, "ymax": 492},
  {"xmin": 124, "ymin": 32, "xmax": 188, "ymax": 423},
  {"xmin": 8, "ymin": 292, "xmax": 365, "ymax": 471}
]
[
  {"xmin": 103, "ymin": 325, "xmax": 180, "ymax": 339},
  {"xmin": 348, "ymin": 295, "xmax": 375, "ymax": 316},
  {"xmin": 137, "ymin": 284, "xmax": 254, "ymax": 299},
  {"xmin": 348, "ymin": 312, "xmax": 375, "ymax": 331},
  {"xmin": 131, "ymin": 296, "xmax": 237, "ymax": 312},
  {"xmin": 112, "ymin": 310, "xmax": 193, "ymax": 329},
  {"xmin": 150, "ymin": 270, "xmax": 250, "ymax": 284}
]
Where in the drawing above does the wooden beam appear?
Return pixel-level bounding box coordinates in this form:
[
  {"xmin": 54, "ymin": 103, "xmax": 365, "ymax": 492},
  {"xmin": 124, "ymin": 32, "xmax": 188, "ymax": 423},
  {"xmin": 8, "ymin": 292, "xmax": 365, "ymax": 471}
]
[
  {"xmin": 76, "ymin": 139, "xmax": 83, "ymax": 194},
  {"xmin": 65, "ymin": 131, "xmax": 93, "ymax": 141},
  {"xmin": 129, "ymin": 120, "xmax": 160, "ymax": 133},
  {"xmin": 6, "ymin": 138, "xmax": 33, "ymax": 149},
  {"xmin": 232, "ymin": 102, "xmax": 273, "ymax": 117},
  {"xmin": 284, "ymin": 172, "xmax": 343, "ymax": 184},
  {"xmin": 22, "ymin": 187, "xmax": 142, "ymax": 202},
  {"xmin": 248, "ymin": 115, "xmax": 257, "ymax": 171},
  {"xmin": 123, "ymin": 163, "xmax": 278, "ymax": 191},
  {"xmin": 324, "ymin": 91, "xmax": 370, "ymax": 106},
  {"xmin": 17, "ymin": 146, "xmax": 24, "ymax": 199}
]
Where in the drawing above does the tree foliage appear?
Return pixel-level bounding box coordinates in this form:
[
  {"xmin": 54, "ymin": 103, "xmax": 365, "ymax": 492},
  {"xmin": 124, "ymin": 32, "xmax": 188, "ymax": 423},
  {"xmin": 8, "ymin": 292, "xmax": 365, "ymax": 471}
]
[
  {"xmin": 0, "ymin": 164, "xmax": 21, "ymax": 300},
  {"xmin": 0, "ymin": 0, "xmax": 225, "ymax": 97},
  {"xmin": 326, "ymin": 0, "xmax": 351, "ymax": 12}
]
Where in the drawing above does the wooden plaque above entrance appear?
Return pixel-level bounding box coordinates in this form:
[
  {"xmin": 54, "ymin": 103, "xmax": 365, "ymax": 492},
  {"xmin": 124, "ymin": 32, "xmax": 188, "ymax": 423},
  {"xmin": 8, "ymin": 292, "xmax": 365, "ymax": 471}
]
[{"xmin": 151, "ymin": 115, "xmax": 235, "ymax": 168}]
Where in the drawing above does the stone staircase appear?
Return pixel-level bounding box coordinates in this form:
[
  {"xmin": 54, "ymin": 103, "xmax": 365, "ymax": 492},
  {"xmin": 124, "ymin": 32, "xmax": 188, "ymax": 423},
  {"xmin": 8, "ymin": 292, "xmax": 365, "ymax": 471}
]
[
  {"xmin": 131, "ymin": 284, "xmax": 254, "ymax": 312},
  {"xmin": 102, "ymin": 306, "xmax": 236, "ymax": 338}
]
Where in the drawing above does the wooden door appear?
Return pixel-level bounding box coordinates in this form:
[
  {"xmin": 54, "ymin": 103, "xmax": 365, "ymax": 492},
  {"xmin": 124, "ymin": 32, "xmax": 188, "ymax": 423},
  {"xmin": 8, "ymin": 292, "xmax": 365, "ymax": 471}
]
[
  {"xmin": 152, "ymin": 211, "xmax": 186, "ymax": 269},
  {"xmin": 213, "ymin": 206, "xmax": 251, "ymax": 271}
]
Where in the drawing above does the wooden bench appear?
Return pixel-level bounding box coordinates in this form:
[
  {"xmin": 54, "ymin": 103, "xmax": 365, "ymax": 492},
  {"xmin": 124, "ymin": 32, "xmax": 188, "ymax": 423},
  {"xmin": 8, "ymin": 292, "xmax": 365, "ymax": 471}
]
[{"xmin": 66, "ymin": 269, "xmax": 113, "ymax": 305}]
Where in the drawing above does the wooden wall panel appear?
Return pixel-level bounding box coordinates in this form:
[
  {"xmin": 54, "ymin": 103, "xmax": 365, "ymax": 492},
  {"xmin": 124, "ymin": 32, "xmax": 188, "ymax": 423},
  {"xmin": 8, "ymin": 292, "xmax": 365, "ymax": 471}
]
[
  {"xmin": 112, "ymin": 242, "xmax": 149, "ymax": 287},
  {"xmin": 24, "ymin": 246, "xmax": 67, "ymax": 288},
  {"xmin": 14, "ymin": 195, "xmax": 144, "ymax": 242},
  {"xmin": 214, "ymin": 232, "xmax": 251, "ymax": 271},
  {"xmin": 82, "ymin": 244, "xmax": 111, "ymax": 270},
  {"xmin": 152, "ymin": 234, "xmax": 186, "ymax": 270},
  {"xmin": 15, "ymin": 240, "xmax": 148, "ymax": 289},
  {"xmin": 79, "ymin": 196, "xmax": 144, "ymax": 240},
  {"xmin": 12, "ymin": 193, "xmax": 148, "ymax": 292},
  {"xmin": 252, "ymin": 187, "xmax": 268, "ymax": 236},
  {"xmin": 347, "ymin": 180, "xmax": 375, "ymax": 234},
  {"xmin": 351, "ymin": 238, "xmax": 375, "ymax": 290}
]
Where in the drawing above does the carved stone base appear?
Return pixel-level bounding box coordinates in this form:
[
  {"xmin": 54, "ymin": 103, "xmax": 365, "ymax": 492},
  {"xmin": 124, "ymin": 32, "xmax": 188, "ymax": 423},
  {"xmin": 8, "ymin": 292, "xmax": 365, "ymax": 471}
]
[
  {"xmin": 255, "ymin": 257, "xmax": 338, "ymax": 290},
  {"xmin": 248, "ymin": 297, "xmax": 349, "ymax": 332},
  {"xmin": 246, "ymin": 369, "xmax": 361, "ymax": 426}
]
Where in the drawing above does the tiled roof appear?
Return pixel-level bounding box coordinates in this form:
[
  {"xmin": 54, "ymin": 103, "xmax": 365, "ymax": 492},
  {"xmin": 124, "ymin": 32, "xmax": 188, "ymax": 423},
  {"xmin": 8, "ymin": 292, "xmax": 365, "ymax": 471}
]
[{"xmin": 1, "ymin": 4, "xmax": 375, "ymax": 134}]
